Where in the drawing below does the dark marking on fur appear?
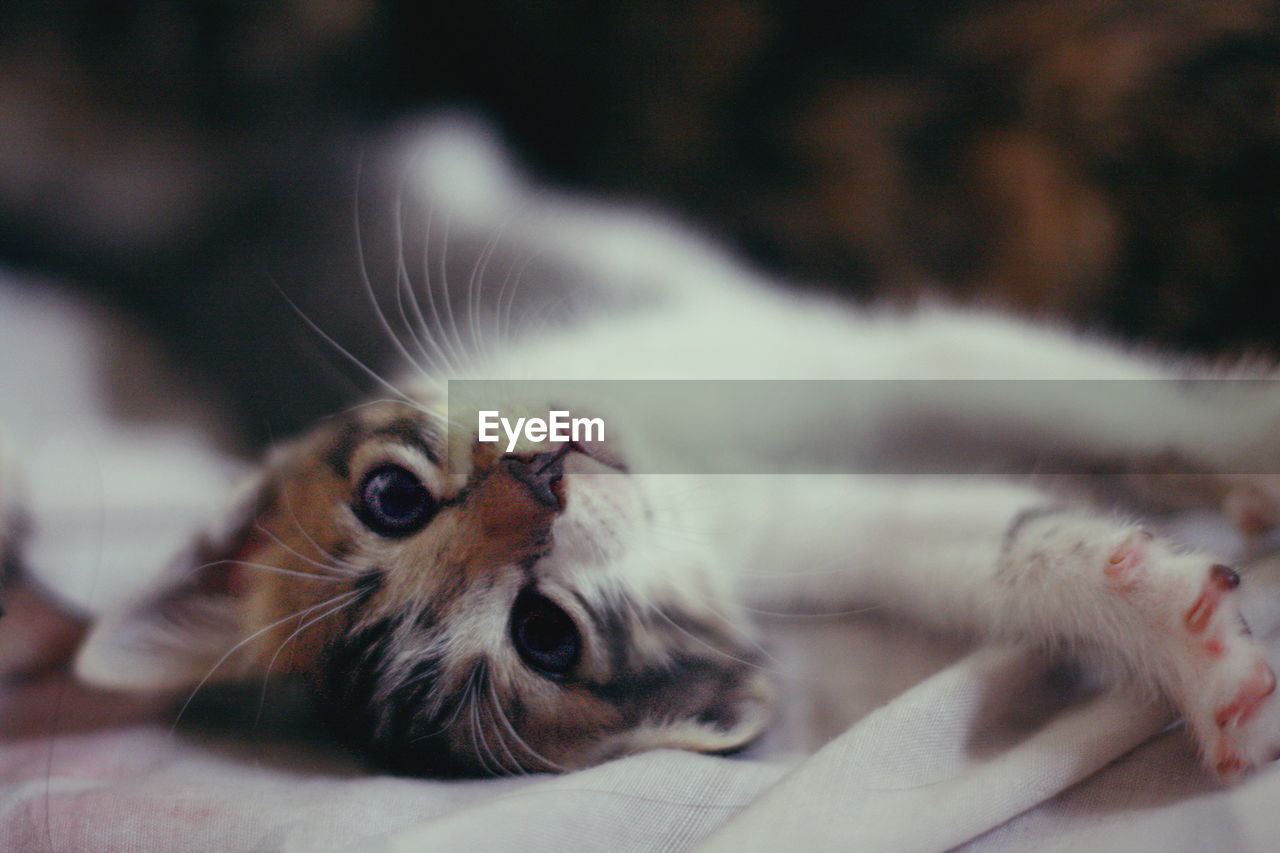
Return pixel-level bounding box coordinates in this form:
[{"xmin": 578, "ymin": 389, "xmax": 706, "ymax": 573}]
[
  {"xmin": 324, "ymin": 421, "xmax": 363, "ymax": 480},
  {"xmin": 329, "ymin": 539, "xmax": 354, "ymax": 565},
  {"xmin": 373, "ymin": 418, "xmax": 441, "ymax": 465},
  {"xmin": 353, "ymin": 568, "xmax": 385, "ymax": 600},
  {"xmin": 588, "ymin": 652, "xmax": 760, "ymax": 736},
  {"xmin": 576, "ymin": 592, "xmax": 633, "ymax": 674},
  {"xmin": 321, "ymin": 612, "xmax": 486, "ymax": 777},
  {"xmin": 411, "ymin": 600, "xmax": 439, "ymax": 632},
  {"xmin": 1001, "ymin": 505, "xmax": 1069, "ymax": 555}
]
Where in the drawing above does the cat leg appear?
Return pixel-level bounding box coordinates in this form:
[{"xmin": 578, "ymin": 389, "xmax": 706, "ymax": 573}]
[
  {"xmin": 729, "ymin": 475, "xmax": 1280, "ymax": 778},
  {"xmin": 1003, "ymin": 509, "xmax": 1279, "ymax": 778},
  {"xmin": 848, "ymin": 308, "xmax": 1280, "ymax": 481}
]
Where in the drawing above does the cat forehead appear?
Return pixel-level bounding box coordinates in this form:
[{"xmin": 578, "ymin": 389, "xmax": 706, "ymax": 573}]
[{"xmin": 315, "ymin": 401, "xmax": 447, "ymax": 481}]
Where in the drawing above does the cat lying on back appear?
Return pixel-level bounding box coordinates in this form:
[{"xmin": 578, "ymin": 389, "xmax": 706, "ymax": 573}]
[{"xmin": 70, "ymin": 121, "xmax": 1280, "ymax": 779}]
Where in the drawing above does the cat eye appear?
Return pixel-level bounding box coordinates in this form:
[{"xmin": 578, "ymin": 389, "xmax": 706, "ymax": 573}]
[
  {"xmin": 510, "ymin": 589, "xmax": 581, "ymax": 678},
  {"xmin": 355, "ymin": 464, "xmax": 436, "ymax": 537}
]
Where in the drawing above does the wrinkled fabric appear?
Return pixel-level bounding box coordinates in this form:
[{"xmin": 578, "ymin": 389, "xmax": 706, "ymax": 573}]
[{"xmin": 9, "ymin": 630, "xmax": 1280, "ymax": 853}]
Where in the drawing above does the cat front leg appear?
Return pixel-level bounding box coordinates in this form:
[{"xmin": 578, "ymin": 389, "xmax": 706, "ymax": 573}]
[
  {"xmin": 728, "ymin": 475, "xmax": 1280, "ymax": 779},
  {"xmin": 1004, "ymin": 508, "xmax": 1280, "ymax": 778}
]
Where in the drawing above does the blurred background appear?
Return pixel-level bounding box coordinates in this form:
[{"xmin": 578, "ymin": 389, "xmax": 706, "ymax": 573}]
[{"xmin": 1, "ymin": 0, "xmax": 1278, "ymax": 448}]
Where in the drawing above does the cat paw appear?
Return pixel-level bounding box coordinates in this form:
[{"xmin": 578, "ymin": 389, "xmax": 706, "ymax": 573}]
[
  {"xmin": 1094, "ymin": 539, "xmax": 1280, "ymax": 779},
  {"xmin": 1185, "ymin": 652, "xmax": 1280, "ymax": 780},
  {"xmin": 1166, "ymin": 563, "xmax": 1280, "ymax": 780}
]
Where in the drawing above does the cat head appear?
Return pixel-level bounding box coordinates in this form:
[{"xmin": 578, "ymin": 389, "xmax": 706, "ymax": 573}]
[{"xmin": 75, "ymin": 395, "xmax": 773, "ymax": 775}]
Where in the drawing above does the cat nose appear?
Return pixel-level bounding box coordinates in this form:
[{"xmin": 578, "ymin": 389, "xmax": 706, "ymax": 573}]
[{"xmin": 503, "ymin": 446, "xmax": 570, "ymax": 508}]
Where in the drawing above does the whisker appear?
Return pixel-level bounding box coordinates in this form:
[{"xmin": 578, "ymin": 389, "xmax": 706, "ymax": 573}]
[
  {"xmin": 393, "ymin": 265, "xmax": 443, "ymax": 378},
  {"xmin": 436, "ymin": 213, "xmax": 466, "ymax": 370},
  {"xmin": 170, "ymin": 588, "xmax": 364, "ymax": 731},
  {"xmin": 389, "ymin": 157, "xmax": 442, "ymax": 372},
  {"xmin": 407, "ymin": 663, "xmax": 475, "ymax": 744},
  {"xmin": 277, "ymin": 502, "xmax": 366, "ymax": 577},
  {"xmin": 580, "ymin": 528, "xmax": 790, "ymax": 677},
  {"xmin": 466, "ymin": 202, "xmax": 520, "ymax": 364},
  {"xmin": 252, "ymin": 522, "xmax": 360, "ymax": 577},
  {"xmin": 470, "ymin": 662, "xmax": 525, "ymax": 777},
  {"xmin": 254, "ymin": 590, "xmax": 364, "ymax": 726},
  {"xmin": 187, "ymin": 557, "xmax": 347, "ymax": 584},
  {"xmin": 471, "ymin": 666, "xmax": 510, "ymax": 776},
  {"xmin": 618, "ymin": 578, "xmax": 781, "ymax": 677},
  {"xmin": 392, "ymin": 180, "xmax": 455, "ymax": 376},
  {"xmin": 486, "ymin": 671, "xmax": 565, "ymax": 773},
  {"xmin": 354, "ymin": 162, "xmax": 433, "ymax": 380},
  {"xmin": 496, "ymin": 252, "xmax": 538, "ymax": 349},
  {"xmin": 435, "ymin": 214, "xmax": 481, "ymax": 375},
  {"xmin": 443, "ymin": 665, "xmax": 480, "ymax": 732},
  {"xmin": 320, "ymin": 397, "xmax": 429, "ymax": 420},
  {"xmin": 267, "ymin": 274, "xmax": 414, "ymax": 405},
  {"xmin": 273, "ymin": 484, "xmax": 369, "ymax": 576},
  {"xmin": 467, "ymin": 670, "xmax": 504, "ymax": 777},
  {"xmin": 485, "ymin": 700, "xmax": 527, "ymax": 778},
  {"xmin": 419, "ymin": 205, "xmax": 469, "ymax": 375},
  {"xmin": 466, "ymin": 699, "xmax": 488, "ymax": 776}
]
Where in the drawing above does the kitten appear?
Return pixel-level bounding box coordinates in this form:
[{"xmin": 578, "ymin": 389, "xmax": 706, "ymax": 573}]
[{"xmin": 73, "ymin": 121, "xmax": 1280, "ymax": 779}]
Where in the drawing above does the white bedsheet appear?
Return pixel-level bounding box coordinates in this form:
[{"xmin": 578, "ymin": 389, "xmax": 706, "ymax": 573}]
[{"xmin": 5, "ymin": 622, "xmax": 1280, "ymax": 852}]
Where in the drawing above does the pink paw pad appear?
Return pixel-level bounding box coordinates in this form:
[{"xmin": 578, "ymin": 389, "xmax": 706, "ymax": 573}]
[
  {"xmin": 1214, "ymin": 659, "xmax": 1277, "ymax": 730},
  {"xmin": 1215, "ymin": 740, "xmax": 1247, "ymax": 778},
  {"xmin": 1185, "ymin": 565, "xmax": 1240, "ymax": 635},
  {"xmin": 1104, "ymin": 531, "xmax": 1151, "ymax": 591}
]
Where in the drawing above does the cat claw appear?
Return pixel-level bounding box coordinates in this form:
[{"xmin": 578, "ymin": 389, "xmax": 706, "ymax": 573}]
[
  {"xmin": 1171, "ymin": 564, "xmax": 1280, "ymax": 780},
  {"xmin": 1213, "ymin": 659, "xmax": 1275, "ymax": 730},
  {"xmin": 1184, "ymin": 565, "xmax": 1239, "ymax": 635},
  {"xmin": 1096, "ymin": 536, "xmax": 1280, "ymax": 780}
]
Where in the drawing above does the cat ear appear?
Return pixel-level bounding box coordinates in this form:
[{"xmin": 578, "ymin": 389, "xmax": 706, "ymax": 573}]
[
  {"xmin": 619, "ymin": 666, "xmax": 775, "ymax": 759},
  {"xmin": 74, "ymin": 469, "xmax": 279, "ymax": 692}
]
